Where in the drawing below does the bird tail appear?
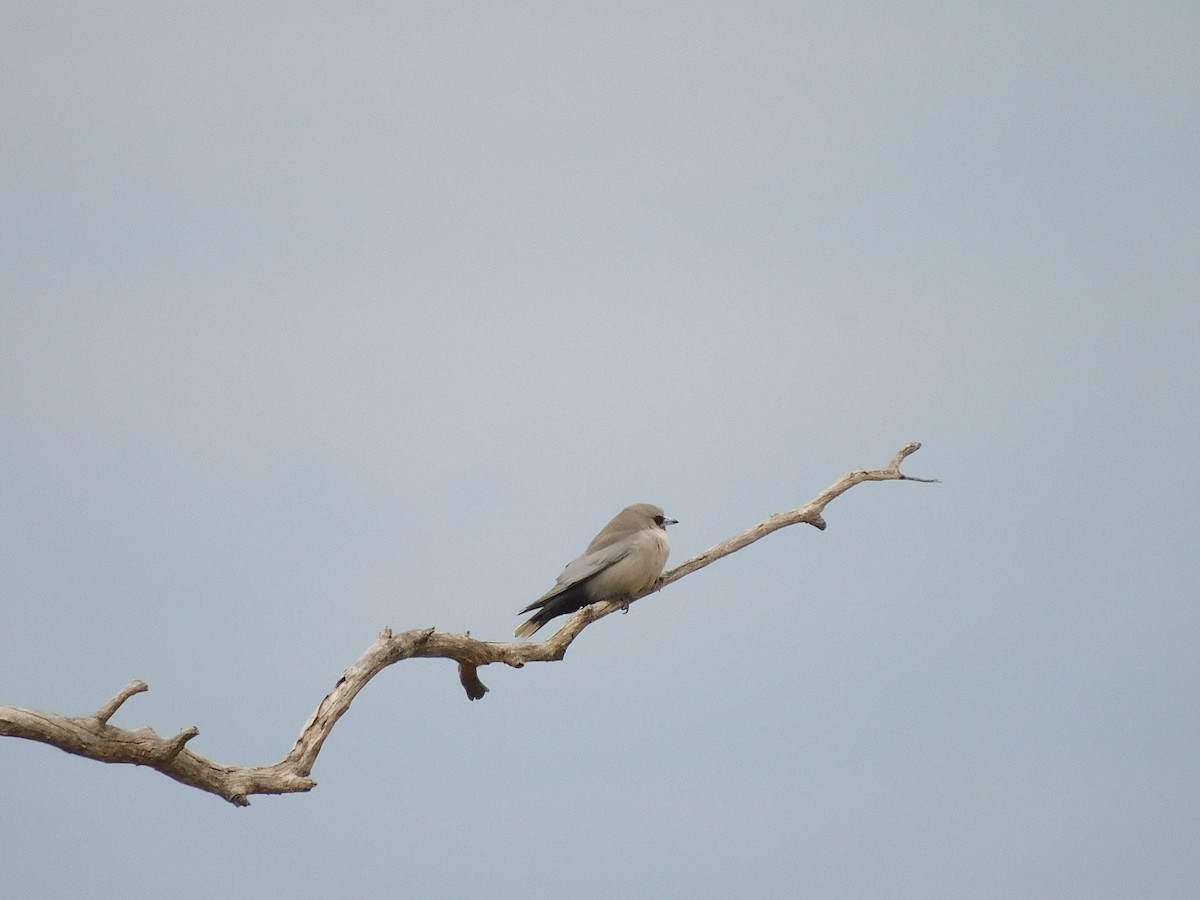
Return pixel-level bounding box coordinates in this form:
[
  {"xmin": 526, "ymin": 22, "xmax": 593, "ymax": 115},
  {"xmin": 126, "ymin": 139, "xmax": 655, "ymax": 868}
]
[
  {"xmin": 515, "ymin": 582, "xmax": 591, "ymax": 638},
  {"xmin": 513, "ymin": 616, "xmax": 545, "ymax": 639}
]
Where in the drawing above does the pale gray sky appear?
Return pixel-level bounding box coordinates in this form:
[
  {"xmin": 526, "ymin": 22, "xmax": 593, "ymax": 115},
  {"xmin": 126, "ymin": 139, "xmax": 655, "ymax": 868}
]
[{"xmin": 3, "ymin": 4, "xmax": 1198, "ymax": 898}]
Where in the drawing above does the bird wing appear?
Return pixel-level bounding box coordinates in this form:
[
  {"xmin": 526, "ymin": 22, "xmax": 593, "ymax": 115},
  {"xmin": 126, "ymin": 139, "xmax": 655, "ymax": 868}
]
[
  {"xmin": 520, "ymin": 539, "xmax": 635, "ymax": 612},
  {"xmin": 558, "ymin": 538, "xmax": 635, "ymax": 586}
]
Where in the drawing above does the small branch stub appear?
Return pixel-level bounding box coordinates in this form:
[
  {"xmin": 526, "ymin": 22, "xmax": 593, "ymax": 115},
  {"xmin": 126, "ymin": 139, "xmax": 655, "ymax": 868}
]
[{"xmin": 94, "ymin": 680, "xmax": 149, "ymax": 724}]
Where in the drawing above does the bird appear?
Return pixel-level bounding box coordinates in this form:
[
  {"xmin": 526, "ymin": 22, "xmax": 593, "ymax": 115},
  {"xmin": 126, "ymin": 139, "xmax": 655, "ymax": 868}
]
[{"xmin": 515, "ymin": 503, "xmax": 677, "ymax": 639}]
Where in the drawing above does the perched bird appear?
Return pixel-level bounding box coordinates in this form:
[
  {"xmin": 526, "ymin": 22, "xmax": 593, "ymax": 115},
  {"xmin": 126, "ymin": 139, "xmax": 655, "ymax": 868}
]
[{"xmin": 515, "ymin": 503, "xmax": 677, "ymax": 639}]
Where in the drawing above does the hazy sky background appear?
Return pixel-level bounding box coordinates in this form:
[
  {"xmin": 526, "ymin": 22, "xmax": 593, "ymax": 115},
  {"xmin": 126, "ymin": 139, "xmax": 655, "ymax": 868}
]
[{"xmin": 2, "ymin": 4, "xmax": 1197, "ymax": 898}]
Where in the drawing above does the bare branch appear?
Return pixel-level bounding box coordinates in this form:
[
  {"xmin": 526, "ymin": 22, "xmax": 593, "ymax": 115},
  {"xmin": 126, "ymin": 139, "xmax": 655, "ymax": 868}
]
[{"xmin": 0, "ymin": 443, "xmax": 935, "ymax": 804}]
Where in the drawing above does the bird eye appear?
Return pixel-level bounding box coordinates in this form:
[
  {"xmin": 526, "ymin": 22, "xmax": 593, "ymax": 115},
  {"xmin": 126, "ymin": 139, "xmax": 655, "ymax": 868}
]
[{"xmin": 654, "ymin": 515, "xmax": 665, "ymax": 525}]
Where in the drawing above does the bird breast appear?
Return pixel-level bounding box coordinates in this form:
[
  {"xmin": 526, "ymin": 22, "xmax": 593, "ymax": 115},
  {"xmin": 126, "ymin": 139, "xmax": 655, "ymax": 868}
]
[{"xmin": 586, "ymin": 528, "xmax": 670, "ymax": 602}]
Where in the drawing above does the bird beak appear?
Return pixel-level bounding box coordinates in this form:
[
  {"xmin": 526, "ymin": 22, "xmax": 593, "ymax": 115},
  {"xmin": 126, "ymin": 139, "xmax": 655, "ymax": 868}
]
[{"xmin": 664, "ymin": 518, "xmax": 679, "ymax": 526}]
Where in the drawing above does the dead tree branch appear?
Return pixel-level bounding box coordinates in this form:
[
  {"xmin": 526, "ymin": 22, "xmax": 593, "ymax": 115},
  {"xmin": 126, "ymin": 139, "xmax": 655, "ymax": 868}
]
[{"xmin": 0, "ymin": 442, "xmax": 936, "ymax": 805}]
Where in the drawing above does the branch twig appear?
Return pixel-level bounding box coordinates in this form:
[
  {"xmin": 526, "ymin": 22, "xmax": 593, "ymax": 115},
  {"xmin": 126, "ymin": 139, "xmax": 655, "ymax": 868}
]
[{"xmin": 0, "ymin": 443, "xmax": 936, "ymax": 805}]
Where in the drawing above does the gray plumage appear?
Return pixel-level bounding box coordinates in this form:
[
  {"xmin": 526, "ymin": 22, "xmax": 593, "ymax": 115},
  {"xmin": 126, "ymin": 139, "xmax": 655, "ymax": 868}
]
[{"xmin": 514, "ymin": 503, "xmax": 677, "ymax": 639}]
